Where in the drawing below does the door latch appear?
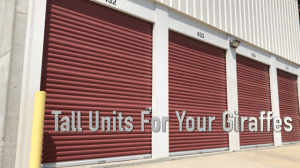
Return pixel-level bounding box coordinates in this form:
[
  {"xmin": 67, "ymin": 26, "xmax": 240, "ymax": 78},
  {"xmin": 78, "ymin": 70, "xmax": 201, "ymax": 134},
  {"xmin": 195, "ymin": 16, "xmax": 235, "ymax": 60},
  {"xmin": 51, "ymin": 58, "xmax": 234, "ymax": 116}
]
[{"xmin": 145, "ymin": 107, "xmax": 152, "ymax": 112}]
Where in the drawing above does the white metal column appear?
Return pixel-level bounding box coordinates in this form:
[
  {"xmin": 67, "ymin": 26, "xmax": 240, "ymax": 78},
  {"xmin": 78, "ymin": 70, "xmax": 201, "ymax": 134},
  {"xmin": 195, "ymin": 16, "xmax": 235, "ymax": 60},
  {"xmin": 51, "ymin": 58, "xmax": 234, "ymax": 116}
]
[
  {"xmin": 270, "ymin": 54, "xmax": 282, "ymax": 146},
  {"xmin": 152, "ymin": 3, "xmax": 169, "ymax": 159},
  {"xmin": 226, "ymin": 35, "xmax": 240, "ymax": 151},
  {"xmin": 15, "ymin": 0, "xmax": 47, "ymax": 167}
]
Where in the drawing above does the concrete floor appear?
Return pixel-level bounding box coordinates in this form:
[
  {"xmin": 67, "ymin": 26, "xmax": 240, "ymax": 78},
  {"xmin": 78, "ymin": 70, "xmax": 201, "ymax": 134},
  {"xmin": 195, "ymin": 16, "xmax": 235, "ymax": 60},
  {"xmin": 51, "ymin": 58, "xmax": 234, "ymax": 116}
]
[
  {"xmin": 72, "ymin": 143, "xmax": 300, "ymax": 168},
  {"xmin": 120, "ymin": 144, "xmax": 300, "ymax": 168}
]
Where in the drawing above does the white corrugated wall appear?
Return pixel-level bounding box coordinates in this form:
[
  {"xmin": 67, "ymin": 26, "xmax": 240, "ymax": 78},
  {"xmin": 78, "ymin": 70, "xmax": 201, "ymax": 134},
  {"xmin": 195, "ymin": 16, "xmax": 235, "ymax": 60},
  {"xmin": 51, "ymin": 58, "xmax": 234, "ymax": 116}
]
[{"xmin": 155, "ymin": 0, "xmax": 300, "ymax": 64}]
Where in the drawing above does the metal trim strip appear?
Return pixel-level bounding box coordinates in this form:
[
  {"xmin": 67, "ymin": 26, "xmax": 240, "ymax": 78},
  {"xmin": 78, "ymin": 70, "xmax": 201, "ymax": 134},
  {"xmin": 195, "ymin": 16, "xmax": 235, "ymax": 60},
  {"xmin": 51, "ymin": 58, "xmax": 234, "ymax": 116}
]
[
  {"xmin": 282, "ymin": 141, "xmax": 300, "ymax": 145},
  {"xmin": 240, "ymin": 143, "xmax": 274, "ymax": 149},
  {"xmin": 41, "ymin": 154, "xmax": 152, "ymax": 168},
  {"xmin": 169, "ymin": 147, "xmax": 229, "ymax": 157}
]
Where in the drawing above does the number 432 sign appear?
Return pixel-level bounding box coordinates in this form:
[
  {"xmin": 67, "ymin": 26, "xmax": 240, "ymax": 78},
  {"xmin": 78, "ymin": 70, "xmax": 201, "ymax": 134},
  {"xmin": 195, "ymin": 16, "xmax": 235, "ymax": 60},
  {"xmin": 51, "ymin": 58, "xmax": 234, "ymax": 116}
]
[{"xmin": 106, "ymin": 0, "xmax": 116, "ymax": 5}]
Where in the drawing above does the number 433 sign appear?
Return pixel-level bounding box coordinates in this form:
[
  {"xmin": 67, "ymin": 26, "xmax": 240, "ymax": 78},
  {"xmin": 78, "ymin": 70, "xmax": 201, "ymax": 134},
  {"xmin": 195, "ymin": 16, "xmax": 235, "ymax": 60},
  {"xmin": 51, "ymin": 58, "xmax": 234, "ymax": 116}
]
[{"xmin": 197, "ymin": 32, "xmax": 204, "ymax": 39}]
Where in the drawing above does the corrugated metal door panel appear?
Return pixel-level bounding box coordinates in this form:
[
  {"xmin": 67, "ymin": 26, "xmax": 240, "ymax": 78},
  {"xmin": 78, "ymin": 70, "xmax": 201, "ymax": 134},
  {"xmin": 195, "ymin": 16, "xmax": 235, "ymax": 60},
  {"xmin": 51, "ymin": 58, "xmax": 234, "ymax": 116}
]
[
  {"xmin": 237, "ymin": 55, "xmax": 273, "ymax": 146},
  {"xmin": 169, "ymin": 31, "xmax": 228, "ymax": 153},
  {"xmin": 41, "ymin": 0, "xmax": 152, "ymax": 164},
  {"xmin": 277, "ymin": 69, "xmax": 300, "ymax": 142}
]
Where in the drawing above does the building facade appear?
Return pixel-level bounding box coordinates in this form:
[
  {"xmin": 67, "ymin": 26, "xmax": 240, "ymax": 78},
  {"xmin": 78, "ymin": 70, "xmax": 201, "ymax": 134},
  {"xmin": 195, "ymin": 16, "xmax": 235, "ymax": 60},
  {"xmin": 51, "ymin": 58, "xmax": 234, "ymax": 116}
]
[{"xmin": 0, "ymin": 0, "xmax": 300, "ymax": 167}]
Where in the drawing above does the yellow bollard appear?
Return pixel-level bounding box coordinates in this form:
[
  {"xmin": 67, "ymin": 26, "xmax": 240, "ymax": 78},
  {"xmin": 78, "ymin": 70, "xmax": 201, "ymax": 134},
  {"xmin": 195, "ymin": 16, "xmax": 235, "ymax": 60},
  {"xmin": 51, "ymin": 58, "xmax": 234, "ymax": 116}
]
[{"xmin": 29, "ymin": 91, "xmax": 46, "ymax": 168}]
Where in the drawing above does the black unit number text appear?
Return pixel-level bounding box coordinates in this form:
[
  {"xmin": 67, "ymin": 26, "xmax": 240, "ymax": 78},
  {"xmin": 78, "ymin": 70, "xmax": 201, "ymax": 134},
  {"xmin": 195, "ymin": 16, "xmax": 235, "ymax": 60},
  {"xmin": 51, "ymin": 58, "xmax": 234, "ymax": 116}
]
[
  {"xmin": 197, "ymin": 32, "xmax": 204, "ymax": 39},
  {"xmin": 106, "ymin": 0, "xmax": 116, "ymax": 5}
]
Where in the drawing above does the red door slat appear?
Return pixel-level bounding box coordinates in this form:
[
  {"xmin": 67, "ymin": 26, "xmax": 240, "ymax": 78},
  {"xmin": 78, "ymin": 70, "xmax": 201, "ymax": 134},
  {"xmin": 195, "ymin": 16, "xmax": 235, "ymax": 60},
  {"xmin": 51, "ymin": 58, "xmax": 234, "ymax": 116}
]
[
  {"xmin": 237, "ymin": 55, "xmax": 273, "ymax": 146},
  {"xmin": 41, "ymin": 0, "xmax": 152, "ymax": 164},
  {"xmin": 277, "ymin": 69, "xmax": 300, "ymax": 142},
  {"xmin": 169, "ymin": 31, "xmax": 228, "ymax": 153}
]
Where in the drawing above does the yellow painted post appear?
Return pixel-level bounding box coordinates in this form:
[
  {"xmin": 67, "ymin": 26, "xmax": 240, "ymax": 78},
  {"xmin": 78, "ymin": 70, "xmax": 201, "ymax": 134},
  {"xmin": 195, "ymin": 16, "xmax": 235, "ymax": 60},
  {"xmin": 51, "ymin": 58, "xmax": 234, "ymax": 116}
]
[{"xmin": 29, "ymin": 91, "xmax": 46, "ymax": 168}]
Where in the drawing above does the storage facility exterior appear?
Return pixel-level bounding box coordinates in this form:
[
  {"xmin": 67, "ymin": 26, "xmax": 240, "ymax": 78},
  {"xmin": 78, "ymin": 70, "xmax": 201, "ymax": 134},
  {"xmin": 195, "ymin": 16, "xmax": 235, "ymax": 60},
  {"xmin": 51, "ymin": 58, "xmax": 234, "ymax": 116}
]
[{"xmin": 1, "ymin": 0, "xmax": 300, "ymax": 167}]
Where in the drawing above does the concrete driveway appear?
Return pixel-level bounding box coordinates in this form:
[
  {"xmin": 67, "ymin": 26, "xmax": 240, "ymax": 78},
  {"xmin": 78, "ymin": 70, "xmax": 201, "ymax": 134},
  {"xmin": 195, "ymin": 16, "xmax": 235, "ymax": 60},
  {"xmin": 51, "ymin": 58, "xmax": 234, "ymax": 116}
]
[
  {"xmin": 72, "ymin": 143, "xmax": 300, "ymax": 168},
  {"xmin": 121, "ymin": 144, "xmax": 300, "ymax": 168}
]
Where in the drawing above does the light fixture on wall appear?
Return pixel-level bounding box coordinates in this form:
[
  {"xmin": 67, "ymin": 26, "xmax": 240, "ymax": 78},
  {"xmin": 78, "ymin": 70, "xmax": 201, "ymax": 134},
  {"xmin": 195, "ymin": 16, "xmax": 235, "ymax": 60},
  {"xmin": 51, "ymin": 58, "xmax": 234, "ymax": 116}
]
[{"xmin": 230, "ymin": 39, "xmax": 240, "ymax": 48}]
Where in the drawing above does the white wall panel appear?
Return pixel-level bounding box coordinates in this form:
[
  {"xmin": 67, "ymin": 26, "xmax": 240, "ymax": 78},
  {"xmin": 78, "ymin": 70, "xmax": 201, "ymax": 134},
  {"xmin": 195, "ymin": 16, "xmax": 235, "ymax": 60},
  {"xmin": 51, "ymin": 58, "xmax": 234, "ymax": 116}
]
[
  {"xmin": 202, "ymin": 0, "xmax": 208, "ymax": 23},
  {"xmin": 155, "ymin": 0, "xmax": 300, "ymax": 64},
  {"xmin": 188, "ymin": 0, "xmax": 193, "ymax": 16},
  {"xmin": 215, "ymin": 0, "xmax": 219, "ymax": 28},
  {"xmin": 208, "ymin": 0, "xmax": 214, "ymax": 25},
  {"xmin": 295, "ymin": 1, "xmax": 300, "ymax": 63},
  {"xmin": 226, "ymin": 0, "xmax": 231, "ymax": 33},
  {"xmin": 220, "ymin": 0, "xmax": 225, "ymax": 31},
  {"xmin": 180, "ymin": 0, "xmax": 186, "ymax": 13},
  {"xmin": 275, "ymin": 0, "xmax": 281, "ymax": 56}
]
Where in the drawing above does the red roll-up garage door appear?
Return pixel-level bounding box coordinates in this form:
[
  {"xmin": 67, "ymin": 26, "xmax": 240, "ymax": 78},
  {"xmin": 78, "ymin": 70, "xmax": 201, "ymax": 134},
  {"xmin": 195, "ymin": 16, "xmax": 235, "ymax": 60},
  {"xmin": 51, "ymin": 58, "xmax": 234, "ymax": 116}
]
[
  {"xmin": 41, "ymin": 0, "xmax": 152, "ymax": 164},
  {"xmin": 169, "ymin": 31, "xmax": 228, "ymax": 153},
  {"xmin": 277, "ymin": 69, "xmax": 300, "ymax": 142},
  {"xmin": 237, "ymin": 55, "xmax": 273, "ymax": 146}
]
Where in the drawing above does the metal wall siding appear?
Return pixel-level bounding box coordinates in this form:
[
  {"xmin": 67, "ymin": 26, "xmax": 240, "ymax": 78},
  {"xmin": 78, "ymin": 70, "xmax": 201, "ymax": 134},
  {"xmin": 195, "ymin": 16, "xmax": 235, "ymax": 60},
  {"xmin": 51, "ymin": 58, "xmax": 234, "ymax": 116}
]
[
  {"xmin": 220, "ymin": 0, "xmax": 225, "ymax": 31},
  {"xmin": 277, "ymin": 70, "xmax": 300, "ymax": 142},
  {"xmin": 155, "ymin": 0, "xmax": 300, "ymax": 64},
  {"xmin": 236, "ymin": 55, "xmax": 273, "ymax": 146},
  {"xmin": 169, "ymin": 31, "xmax": 228, "ymax": 153},
  {"xmin": 292, "ymin": 1, "xmax": 300, "ymax": 62},
  {"xmin": 264, "ymin": 0, "xmax": 270, "ymax": 51},
  {"xmin": 41, "ymin": 0, "xmax": 152, "ymax": 163},
  {"xmin": 195, "ymin": 0, "xmax": 200, "ymax": 20},
  {"xmin": 274, "ymin": 0, "xmax": 282, "ymax": 54},
  {"xmin": 290, "ymin": 0, "xmax": 295, "ymax": 59},
  {"xmin": 214, "ymin": 0, "xmax": 218, "ymax": 28},
  {"xmin": 296, "ymin": 0, "xmax": 300, "ymax": 62},
  {"xmin": 235, "ymin": 0, "xmax": 240, "ymax": 38},
  {"xmin": 188, "ymin": 0, "xmax": 193, "ymax": 16},
  {"xmin": 231, "ymin": 0, "xmax": 236, "ymax": 36},
  {"xmin": 261, "ymin": 0, "xmax": 265, "ymax": 49},
  {"xmin": 202, "ymin": 0, "xmax": 208, "ymax": 23},
  {"xmin": 225, "ymin": 0, "xmax": 230, "ymax": 32},
  {"xmin": 181, "ymin": 0, "xmax": 186, "ymax": 13}
]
